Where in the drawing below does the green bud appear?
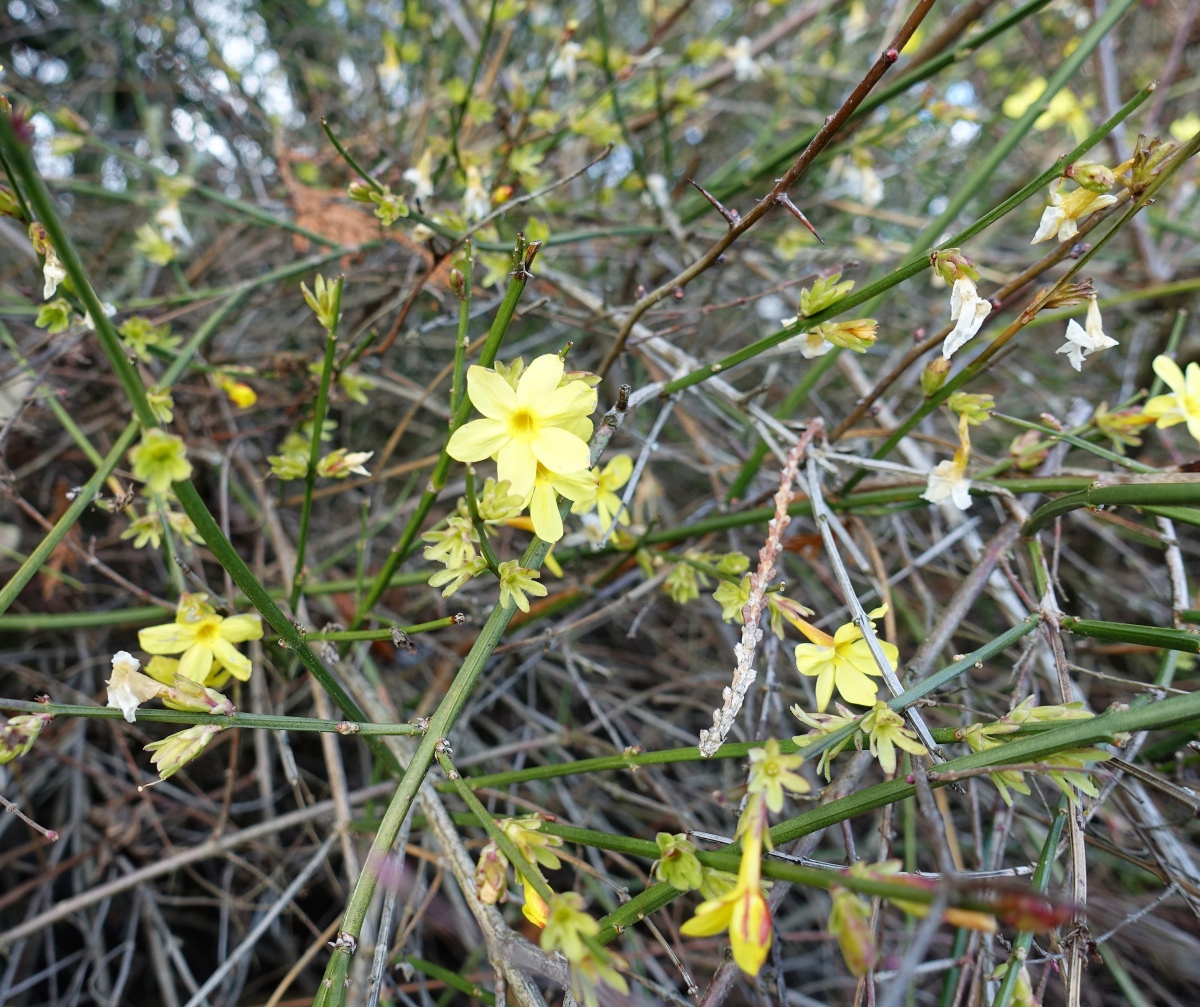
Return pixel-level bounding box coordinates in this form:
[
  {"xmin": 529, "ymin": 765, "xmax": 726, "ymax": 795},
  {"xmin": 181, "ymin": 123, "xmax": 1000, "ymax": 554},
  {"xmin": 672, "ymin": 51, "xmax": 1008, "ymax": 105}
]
[
  {"xmin": 1066, "ymin": 161, "xmax": 1114, "ymax": 193},
  {"xmin": 921, "ymin": 357, "xmax": 951, "ymax": 396}
]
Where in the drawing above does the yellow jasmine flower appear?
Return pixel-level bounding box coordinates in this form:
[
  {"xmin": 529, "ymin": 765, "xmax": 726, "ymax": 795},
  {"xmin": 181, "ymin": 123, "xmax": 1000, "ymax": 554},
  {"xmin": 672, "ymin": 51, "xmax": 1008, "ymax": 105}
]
[
  {"xmin": 139, "ymin": 594, "xmax": 263, "ymax": 683},
  {"xmin": 1031, "ymin": 179, "xmax": 1117, "ymax": 244},
  {"xmin": 540, "ymin": 892, "xmax": 597, "ymax": 962},
  {"xmin": 497, "ymin": 561, "xmax": 547, "ymax": 613},
  {"xmin": 860, "ymin": 701, "xmax": 927, "ymax": 775},
  {"xmin": 1143, "ymin": 355, "xmax": 1200, "ymax": 443},
  {"xmin": 446, "ymin": 354, "xmax": 595, "ymax": 499},
  {"xmin": 653, "ymin": 833, "xmax": 704, "ymax": 891},
  {"xmin": 746, "ymin": 738, "xmax": 810, "ymax": 813},
  {"xmin": 828, "ymin": 885, "xmax": 875, "ymax": 976},
  {"xmin": 0, "ymin": 712, "xmax": 52, "ymax": 765},
  {"xmin": 680, "ymin": 795, "xmax": 773, "ymax": 975},
  {"xmin": 500, "ymin": 815, "xmax": 563, "ymax": 870},
  {"xmin": 217, "ymin": 375, "xmax": 257, "ymax": 409},
  {"xmin": 129, "ymin": 428, "xmax": 193, "ymax": 493},
  {"xmin": 793, "ymin": 606, "xmax": 897, "ymax": 711},
  {"xmin": 105, "ymin": 651, "xmax": 165, "ymax": 723},
  {"xmin": 572, "ymin": 453, "xmax": 632, "ymax": 528},
  {"xmin": 133, "ymin": 222, "xmax": 176, "ymax": 265},
  {"xmin": 529, "ymin": 463, "xmax": 596, "ymax": 543}
]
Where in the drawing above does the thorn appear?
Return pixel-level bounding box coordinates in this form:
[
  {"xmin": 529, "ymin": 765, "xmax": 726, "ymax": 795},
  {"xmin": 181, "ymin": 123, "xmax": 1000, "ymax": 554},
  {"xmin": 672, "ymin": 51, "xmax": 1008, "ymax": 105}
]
[
  {"xmin": 776, "ymin": 194, "xmax": 825, "ymax": 245},
  {"xmin": 687, "ymin": 177, "xmax": 739, "ymax": 226}
]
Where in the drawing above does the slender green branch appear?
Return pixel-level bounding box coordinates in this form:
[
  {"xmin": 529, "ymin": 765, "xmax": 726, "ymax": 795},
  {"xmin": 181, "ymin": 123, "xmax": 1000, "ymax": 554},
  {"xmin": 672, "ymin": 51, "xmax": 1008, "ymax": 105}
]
[
  {"xmin": 0, "ymin": 699, "xmax": 422, "ymax": 736},
  {"xmin": 992, "ymin": 803, "xmax": 1067, "ymax": 1007},
  {"xmin": 291, "ymin": 274, "xmax": 345, "ymax": 610},
  {"xmin": 1023, "ymin": 482, "xmax": 1200, "ymax": 535},
  {"xmin": 436, "ymin": 749, "xmax": 554, "ymax": 903},
  {"xmin": 1059, "ymin": 617, "xmax": 1200, "ymax": 654}
]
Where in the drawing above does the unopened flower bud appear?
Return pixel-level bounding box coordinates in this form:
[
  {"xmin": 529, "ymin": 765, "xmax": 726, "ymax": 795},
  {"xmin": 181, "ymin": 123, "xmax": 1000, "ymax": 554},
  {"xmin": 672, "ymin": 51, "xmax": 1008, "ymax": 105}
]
[
  {"xmin": 448, "ymin": 268, "xmax": 465, "ymax": 298},
  {"xmin": 1065, "ymin": 162, "xmax": 1114, "ymax": 193},
  {"xmin": 921, "ymin": 357, "xmax": 951, "ymax": 396},
  {"xmin": 52, "ymin": 107, "xmax": 91, "ymax": 134},
  {"xmin": 1038, "ymin": 279, "xmax": 1097, "ymax": 310},
  {"xmin": 1009, "ymin": 430, "xmax": 1048, "ymax": 471},
  {"xmin": 144, "ymin": 724, "xmax": 223, "ymax": 781},
  {"xmin": 162, "ymin": 675, "xmax": 235, "ymax": 717},
  {"xmin": 812, "ymin": 318, "xmax": 878, "ymax": 353},
  {"xmin": 475, "ymin": 840, "xmax": 509, "ymax": 904},
  {"xmin": 0, "ymin": 185, "xmax": 20, "ymax": 219},
  {"xmin": 0, "ymin": 712, "xmax": 53, "ymax": 765},
  {"xmin": 930, "ymin": 247, "xmax": 980, "ymax": 284},
  {"xmin": 346, "ymin": 180, "xmax": 376, "ymax": 203}
]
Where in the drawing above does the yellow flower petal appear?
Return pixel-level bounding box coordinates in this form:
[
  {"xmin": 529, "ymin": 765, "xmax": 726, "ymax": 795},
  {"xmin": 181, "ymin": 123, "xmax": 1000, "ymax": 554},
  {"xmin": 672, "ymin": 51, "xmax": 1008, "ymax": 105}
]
[
  {"xmin": 529, "ymin": 481, "xmax": 564, "ymax": 543},
  {"xmin": 730, "ymin": 887, "xmax": 772, "ymax": 976},
  {"xmin": 515, "ymin": 353, "xmax": 565, "ymax": 405},
  {"xmin": 530, "ymin": 426, "xmax": 589, "ymax": 475},
  {"xmin": 1153, "ymin": 354, "xmax": 1186, "ymax": 394},
  {"xmin": 139, "ymin": 622, "xmax": 197, "ymax": 655},
  {"xmin": 447, "ymin": 417, "xmax": 509, "ymax": 463},
  {"xmin": 497, "ymin": 438, "xmax": 539, "ymax": 498},
  {"xmin": 835, "ymin": 663, "xmax": 880, "ymax": 706},
  {"xmin": 211, "ymin": 638, "xmax": 253, "ymax": 680},
  {"xmin": 178, "ymin": 644, "xmax": 213, "ymax": 683},
  {"xmin": 466, "ymin": 365, "xmax": 518, "ymax": 419},
  {"xmin": 219, "ymin": 613, "xmax": 263, "ymax": 644}
]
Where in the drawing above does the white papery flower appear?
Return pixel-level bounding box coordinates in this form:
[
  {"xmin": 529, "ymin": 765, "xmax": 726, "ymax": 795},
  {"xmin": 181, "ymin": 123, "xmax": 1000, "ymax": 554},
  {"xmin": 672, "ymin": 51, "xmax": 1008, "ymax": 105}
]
[
  {"xmin": 462, "ymin": 165, "xmax": 490, "ymax": 221},
  {"xmin": 1057, "ymin": 296, "xmax": 1117, "ymax": 371},
  {"xmin": 155, "ymin": 201, "xmax": 193, "ymax": 247},
  {"xmin": 943, "ymin": 277, "xmax": 992, "ymax": 358},
  {"xmin": 549, "ymin": 41, "xmax": 582, "ymax": 83},
  {"xmin": 922, "ymin": 460, "xmax": 973, "ymax": 510},
  {"xmin": 403, "ymin": 150, "xmax": 434, "ymax": 202},
  {"xmin": 726, "ymin": 37, "xmax": 762, "ymax": 82},
  {"xmin": 776, "ymin": 317, "xmax": 834, "ymax": 359},
  {"xmin": 42, "ymin": 247, "xmax": 67, "ymax": 299},
  {"xmin": 106, "ymin": 651, "xmax": 164, "ymax": 723}
]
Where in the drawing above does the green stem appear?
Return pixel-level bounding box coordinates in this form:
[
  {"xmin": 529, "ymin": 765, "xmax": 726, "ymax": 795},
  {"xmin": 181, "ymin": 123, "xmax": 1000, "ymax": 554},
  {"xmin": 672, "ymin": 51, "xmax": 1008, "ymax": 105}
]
[
  {"xmin": 991, "ymin": 802, "xmax": 1067, "ymax": 1007},
  {"xmin": 317, "ymin": 532, "xmax": 553, "ymax": 992},
  {"xmin": 450, "ymin": 242, "xmax": 473, "ymax": 416},
  {"xmin": 0, "ymin": 699, "xmax": 422, "ymax": 736},
  {"xmin": 291, "ymin": 275, "xmax": 345, "ymax": 611},
  {"xmin": 597, "ymin": 684, "xmax": 1200, "ymax": 939},
  {"xmin": 1023, "ymin": 482, "xmax": 1200, "ymax": 535},
  {"xmin": 1059, "ymin": 617, "xmax": 1200, "ymax": 653},
  {"xmin": 436, "ymin": 749, "xmax": 554, "ymax": 904}
]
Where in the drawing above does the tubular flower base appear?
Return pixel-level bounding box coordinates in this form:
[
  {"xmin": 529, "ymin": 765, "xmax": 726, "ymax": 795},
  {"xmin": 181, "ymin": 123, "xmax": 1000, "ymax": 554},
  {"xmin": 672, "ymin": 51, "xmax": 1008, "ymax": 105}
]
[{"xmin": 681, "ymin": 795, "xmax": 773, "ymax": 976}]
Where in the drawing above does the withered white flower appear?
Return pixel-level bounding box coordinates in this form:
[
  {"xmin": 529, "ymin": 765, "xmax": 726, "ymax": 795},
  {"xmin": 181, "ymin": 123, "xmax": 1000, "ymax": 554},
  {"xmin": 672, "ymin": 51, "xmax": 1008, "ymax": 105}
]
[
  {"xmin": 943, "ymin": 278, "xmax": 992, "ymax": 359},
  {"xmin": 106, "ymin": 651, "xmax": 165, "ymax": 723},
  {"xmin": 1057, "ymin": 296, "xmax": 1117, "ymax": 371}
]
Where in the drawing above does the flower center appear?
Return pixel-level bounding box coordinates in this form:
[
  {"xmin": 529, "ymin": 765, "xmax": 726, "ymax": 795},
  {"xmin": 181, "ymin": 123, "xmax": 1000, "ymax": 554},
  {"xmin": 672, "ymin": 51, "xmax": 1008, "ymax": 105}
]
[
  {"xmin": 193, "ymin": 617, "xmax": 222, "ymax": 645},
  {"xmin": 509, "ymin": 409, "xmax": 536, "ymax": 436}
]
